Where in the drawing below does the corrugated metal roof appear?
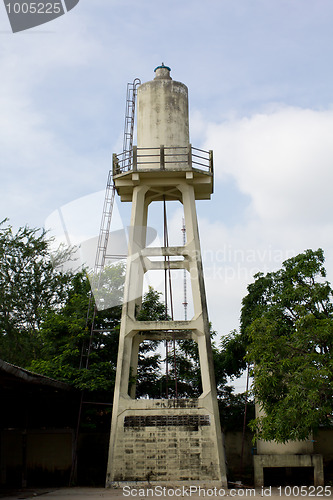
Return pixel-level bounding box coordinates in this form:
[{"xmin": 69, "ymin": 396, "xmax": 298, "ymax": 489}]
[{"xmin": 0, "ymin": 359, "xmax": 75, "ymax": 391}]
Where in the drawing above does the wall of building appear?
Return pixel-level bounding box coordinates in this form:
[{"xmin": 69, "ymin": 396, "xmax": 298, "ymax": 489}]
[
  {"xmin": 224, "ymin": 431, "xmax": 254, "ymax": 483},
  {"xmin": 0, "ymin": 429, "xmax": 73, "ymax": 487},
  {"xmin": 314, "ymin": 430, "xmax": 333, "ymax": 483}
]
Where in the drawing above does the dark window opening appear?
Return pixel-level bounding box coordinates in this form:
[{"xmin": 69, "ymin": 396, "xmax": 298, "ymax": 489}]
[{"xmin": 264, "ymin": 467, "xmax": 314, "ymax": 486}]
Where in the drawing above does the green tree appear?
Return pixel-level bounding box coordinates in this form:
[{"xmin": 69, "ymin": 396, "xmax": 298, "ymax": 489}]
[
  {"xmin": 216, "ymin": 329, "xmax": 248, "ymax": 380},
  {"xmin": 0, "ymin": 220, "xmax": 73, "ymax": 366},
  {"xmin": 29, "ymin": 266, "xmax": 124, "ymax": 394},
  {"xmin": 135, "ymin": 287, "xmax": 167, "ymax": 398},
  {"xmin": 242, "ymin": 249, "xmax": 333, "ymax": 442},
  {"xmin": 31, "ymin": 279, "xmax": 170, "ymax": 400}
]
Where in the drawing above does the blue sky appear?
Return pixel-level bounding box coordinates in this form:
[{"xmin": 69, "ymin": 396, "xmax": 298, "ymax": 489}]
[{"xmin": 1, "ymin": 0, "xmax": 333, "ymax": 388}]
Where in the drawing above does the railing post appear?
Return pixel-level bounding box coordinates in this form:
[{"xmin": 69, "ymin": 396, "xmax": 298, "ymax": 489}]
[
  {"xmin": 113, "ymin": 153, "xmax": 118, "ymax": 176},
  {"xmin": 209, "ymin": 150, "xmax": 213, "ymax": 174},
  {"xmin": 160, "ymin": 145, "xmax": 165, "ymax": 170},
  {"xmin": 133, "ymin": 146, "xmax": 137, "ymax": 171},
  {"xmin": 188, "ymin": 144, "xmax": 192, "ymax": 169}
]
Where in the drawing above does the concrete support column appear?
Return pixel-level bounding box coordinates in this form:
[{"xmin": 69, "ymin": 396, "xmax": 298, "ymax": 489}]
[
  {"xmin": 122, "ymin": 185, "xmax": 149, "ymax": 319},
  {"xmin": 178, "ymin": 183, "xmax": 208, "ymax": 321},
  {"xmin": 129, "ymin": 334, "xmax": 141, "ymax": 399}
]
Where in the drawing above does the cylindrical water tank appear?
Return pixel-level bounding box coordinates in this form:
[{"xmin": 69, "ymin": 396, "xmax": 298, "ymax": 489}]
[{"xmin": 137, "ymin": 64, "xmax": 190, "ymax": 169}]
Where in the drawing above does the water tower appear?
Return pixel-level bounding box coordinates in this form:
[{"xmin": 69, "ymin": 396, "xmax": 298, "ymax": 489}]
[{"xmin": 106, "ymin": 65, "xmax": 227, "ymax": 486}]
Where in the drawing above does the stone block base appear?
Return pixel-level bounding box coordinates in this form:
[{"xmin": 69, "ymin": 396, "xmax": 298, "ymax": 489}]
[{"xmin": 107, "ymin": 398, "xmax": 227, "ymax": 486}]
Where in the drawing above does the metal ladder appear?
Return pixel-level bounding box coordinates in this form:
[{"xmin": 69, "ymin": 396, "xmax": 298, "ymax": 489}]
[
  {"xmin": 71, "ymin": 78, "xmax": 142, "ymax": 486},
  {"xmin": 123, "ymin": 78, "xmax": 141, "ymax": 171},
  {"xmin": 82, "ymin": 77, "xmax": 141, "ymax": 367},
  {"xmin": 91, "ymin": 170, "xmax": 115, "ymax": 294}
]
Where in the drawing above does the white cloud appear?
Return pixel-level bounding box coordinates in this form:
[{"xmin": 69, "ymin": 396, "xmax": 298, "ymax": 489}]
[
  {"xmin": 191, "ymin": 106, "xmax": 333, "ymax": 338},
  {"xmin": 205, "ymin": 106, "xmax": 333, "ymax": 226}
]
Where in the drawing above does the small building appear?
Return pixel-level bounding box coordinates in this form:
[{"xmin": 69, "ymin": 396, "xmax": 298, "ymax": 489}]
[
  {"xmin": 0, "ymin": 359, "xmax": 80, "ymax": 488},
  {"xmin": 253, "ymin": 406, "xmax": 324, "ymax": 487}
]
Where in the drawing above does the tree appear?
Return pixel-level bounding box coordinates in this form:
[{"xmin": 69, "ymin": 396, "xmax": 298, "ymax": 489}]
[
  {"xmin": 31, "ymin": 279, "xmax": 171, "ymax": 399},
  {"xmin": 29, "ymin": 266, "xmax": 124, "ymax": 394},
  {"xmin": 215, "ymin": 328, "xmax": 248, "ymax": 380},
  {"xmin": 242, "ymin": 249, "xmax": 333, "ymax": 442},
  {"xmin": 135, "ymin": 287, "xmax": 167, "ymax": 398},
  {"xmin": 0, "ymin": 220, "xmax": 74, "ymax": 366}
]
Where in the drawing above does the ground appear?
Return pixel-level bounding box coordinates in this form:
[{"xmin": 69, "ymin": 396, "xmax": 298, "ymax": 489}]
[{"xmin": 1, "ymin": 487, "xmax": 332, "ymax": 500}]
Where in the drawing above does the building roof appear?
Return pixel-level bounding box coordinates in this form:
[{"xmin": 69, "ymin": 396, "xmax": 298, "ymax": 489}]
[{"xmin": 0, "ymin": 359, "xmax": 74, "ymax": 392}]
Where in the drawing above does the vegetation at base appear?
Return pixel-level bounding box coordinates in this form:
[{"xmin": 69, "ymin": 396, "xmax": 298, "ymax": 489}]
[
  {"xmin": 0, "ymin": 220, "xmax": 252, "ymax": 432},
  {"xmin": 0, "ymin": 219, "xmax": 74, "ymax": 367},
  {"xmin": 223, "ymin": 248, "xmax": 333, "ymax": 442}
]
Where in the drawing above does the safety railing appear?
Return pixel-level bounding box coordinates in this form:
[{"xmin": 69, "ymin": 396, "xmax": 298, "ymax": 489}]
[{"xmin": 113, "ymin": 145, "xmax": 213, "ymax": 176}]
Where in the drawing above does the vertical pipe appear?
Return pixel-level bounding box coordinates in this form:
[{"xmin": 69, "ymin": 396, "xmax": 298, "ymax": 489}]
[
  {"xmin": 133, "ymin": 146, "xmax": 137, "ymax": 171},
  {"xmin": 182, "ymin": 217, "xmax": 187, "ymax": 321},
  {"xmin": 160, "ymin": 145, "xmax": 165, "ymax": 170},
  {"xmin": 163, "ymin": 196, "xmax": 169, "ymax": 398},
  {"xmin": 240, "ymin": 363, "xmax": 250, "ymax": 478}
]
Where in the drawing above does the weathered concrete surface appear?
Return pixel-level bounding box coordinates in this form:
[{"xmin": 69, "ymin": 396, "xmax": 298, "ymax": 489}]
[
  {"xmin": 107, "ymin": 66, "xmax": 227, "ymax": 486},
  {"xmin": 108, "ymin": 396, "xmax": 224, "ymax": 484},
  {"xmin": 137, "ymin": 65, "xmax": 189, "ymax": 167}
]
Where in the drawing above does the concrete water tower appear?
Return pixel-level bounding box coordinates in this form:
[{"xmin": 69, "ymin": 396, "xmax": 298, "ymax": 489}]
[{"xmin": 106, "ymin": 65, "xmax": 227, "ymax": 486}]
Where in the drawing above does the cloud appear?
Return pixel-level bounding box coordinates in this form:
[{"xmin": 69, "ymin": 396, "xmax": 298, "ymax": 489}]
[
  {"xmin": 189, "ymin": 106, "xmax": 333, "ymax": 337},
  {"xmin": 205, "ymin": 106, "xmax": 333, "ymax": 226},
  {"xmin": 0, "ymin": 16, "xmax": 111, "ymax": 228}
]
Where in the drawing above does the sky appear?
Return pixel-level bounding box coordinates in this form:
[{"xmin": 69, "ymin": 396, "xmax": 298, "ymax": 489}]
[{"xmin": 1, "ymin": 0, "xmax": 333, "ymax": 391}]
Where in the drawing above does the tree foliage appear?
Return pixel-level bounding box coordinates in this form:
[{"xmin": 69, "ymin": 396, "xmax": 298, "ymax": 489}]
[
  {"xmin": 243, "ymin": 249, "xmax": 333, "ymax": 442},
  {"xmin": 29, "ymin": 267, "xmax": 123, "ymax": 394},
  {"xmin": 135, "ymin": 288, "xmax": 203, "ymax": 399},
  {"xmin": 134, "ymin": 287, "xmax": 167, "ymax": 398},
  {"xmin": 0, "ymin": 220, "xmax": 74, "ymax": 366}
]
